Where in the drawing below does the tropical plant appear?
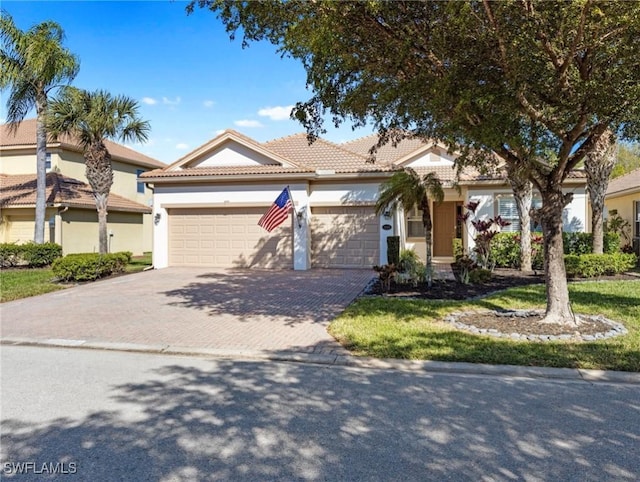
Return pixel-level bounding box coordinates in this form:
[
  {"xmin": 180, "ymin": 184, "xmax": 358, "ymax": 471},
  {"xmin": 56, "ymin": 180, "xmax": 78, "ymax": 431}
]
[
  {"xmin": 375, "ymin": 169, "xmax": 444, "ymax": 287},
  {"xmin": 0, "ymin": 12, "xmax": 79, "ymax": 243},
  {"xmin": 46, "ymin": 87, "xmax": 150, "ymax": 254},
  {"xmin": 190, "ymin": 1, "xmax": 640, "ymax": 325},
  {"xmin": 459, "ymin": 201, "xmax": 510, "ymax": 271}
]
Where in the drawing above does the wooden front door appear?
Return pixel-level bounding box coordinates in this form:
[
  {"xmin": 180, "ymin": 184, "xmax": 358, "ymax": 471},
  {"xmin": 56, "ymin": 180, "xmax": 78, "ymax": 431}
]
[{"xmin": 433, "ymin": 201, "xmax": 458, "ymax": 257}]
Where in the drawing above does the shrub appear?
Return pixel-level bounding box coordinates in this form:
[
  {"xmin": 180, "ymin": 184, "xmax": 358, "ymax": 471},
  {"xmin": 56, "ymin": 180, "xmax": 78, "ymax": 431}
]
[
  {"xmin": 0, "ymin": 243, "xmax": 23, "ymax": 268},
  {"xmin": 52, "ymin": 252, "xmax": 130, "ymax": 282},
  {"xmin": 396, "ymin": 249, "xmax": 424, "ymax": 285},
  {"xmin": 387, "ymin": 236, "xmax": 400, "ymax": 266},
  {"xmin": 564, "ymin": 253, "xmax": 637, "ymax": 278},
  {"xmin": 469, "ymin": 267, "xmax": 492, "ymax": 284},
  {"xmin": 21, "ymin": 242, "xmax": 63, "ymax": 267},
  {"xmin": 563, "ymin": 232, "xmax": 620, "ymax": 255},
  {"xmin": 452, "ymin": 238, "xmax": 464, "ymax": 260},
  {"xmin": 490, "ymin": 232, "xmax": 521, "ymax": 268},
  {"xmin": 0, "ymin": 242, "xmax": 62, "ymax": 267},
  {"xmin": 489, "ymin": 232, "xmax": 544, "ymax": 270}
]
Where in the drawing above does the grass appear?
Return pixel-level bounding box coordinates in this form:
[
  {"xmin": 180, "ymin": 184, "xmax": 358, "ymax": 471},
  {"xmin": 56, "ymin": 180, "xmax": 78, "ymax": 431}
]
[
  {"xmin": 1, "ymin": 253, "xmax": 153, "ymax": 303},
  {"xmin": 329, "ymin": 280, "xmax": 640, "ymax": 372},
  {"xmin": 0, "ymin": 268, "xmax": 68, "ymax": 302}
]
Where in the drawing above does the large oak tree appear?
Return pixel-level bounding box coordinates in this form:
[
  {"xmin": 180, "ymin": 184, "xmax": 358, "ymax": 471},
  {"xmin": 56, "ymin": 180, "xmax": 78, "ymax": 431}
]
[{"xmin": 189, "ymin": 0, "xmax": 640, "ymax": 324}]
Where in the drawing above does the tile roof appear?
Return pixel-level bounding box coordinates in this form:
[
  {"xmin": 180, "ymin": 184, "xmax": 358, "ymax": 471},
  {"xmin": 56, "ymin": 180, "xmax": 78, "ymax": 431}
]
[
  {"xmin": 0, "ymin": 173, "xmax": 152, "ymax": 213},
  {"xmin": 142, "ymin": 165, "xmax": 313, "ymax": 179},
  {"xmin": 341, "ymin": 134, "xmax": 431, "ymax": 163},
  {"xmin": 0, "ymin": 119, "xmax": 165, "ymax": 169},
  {"xmin": 264, "ymin": 133, "xmax": 395, "ymax": 173},
  {"xmin": 606, "ymin": 168, "xmax": 640, "ymax": 196},
  {"xmin": 143, "ymin": 129, "xmax": 587, "ymax": 188}
]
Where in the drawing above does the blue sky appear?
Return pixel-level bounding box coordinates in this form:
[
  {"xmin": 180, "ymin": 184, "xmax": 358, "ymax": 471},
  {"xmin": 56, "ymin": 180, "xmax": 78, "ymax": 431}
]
[{"xmin": 1, "ymin": 1, "xmax": 376, "ymax": 164}]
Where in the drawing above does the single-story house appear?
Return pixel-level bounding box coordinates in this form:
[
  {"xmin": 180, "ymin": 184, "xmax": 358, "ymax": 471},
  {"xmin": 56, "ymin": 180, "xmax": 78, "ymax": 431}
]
[
  {"xmin": 141, "ymin": 130, "xmax": 588, "ymax": 270},
  {"xmin": 0, "ymin": 119, "xmax": 165, "ymax": 254},
  {"xmin": 605, "ymin": 168, "xmax": 640, "ymax": 254}
]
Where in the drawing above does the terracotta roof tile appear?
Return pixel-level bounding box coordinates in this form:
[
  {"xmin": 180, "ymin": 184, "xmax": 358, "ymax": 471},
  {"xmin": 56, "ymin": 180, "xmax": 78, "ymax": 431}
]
[
  {"xmin": 0, "ymin": 119, "xmax": 165, "ymax": 169},
  {"xmin": 264, "ymin": 133, "xmax": 396, "ymax": 173},
  {"xmin": 0, "ymin": 173, "xmax": 151, "ymax": 213},
  {"xmin": 342, "ymin": 134, "xmax": 430, "ymax": 163},
  {"xmin": 606, "ymin": 169, "xmax": 640, "ymax": 196},
  {"xmin": 142, "ymin": 165, "xmax": 312, "ymax": 178}
]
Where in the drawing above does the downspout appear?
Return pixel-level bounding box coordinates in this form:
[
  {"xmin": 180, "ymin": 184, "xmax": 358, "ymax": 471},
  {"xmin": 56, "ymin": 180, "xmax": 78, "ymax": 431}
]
[{"xmin": 57, "ymin": 205, "xmax": 69, "ymax": 250}]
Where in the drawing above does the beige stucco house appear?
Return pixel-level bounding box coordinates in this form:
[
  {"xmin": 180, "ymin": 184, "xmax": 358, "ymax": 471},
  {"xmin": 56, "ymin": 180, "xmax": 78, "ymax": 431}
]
[
  {"xmin": 605, "ymin": 168, "xmax": 640, "ymax": 254},
  {"xmin": 141, "ymin": 130, "xmax": 589, "ymax": 270},
  {"xmin": 0, "ymin": 119, "xmax": 164, "ymax": 255}
]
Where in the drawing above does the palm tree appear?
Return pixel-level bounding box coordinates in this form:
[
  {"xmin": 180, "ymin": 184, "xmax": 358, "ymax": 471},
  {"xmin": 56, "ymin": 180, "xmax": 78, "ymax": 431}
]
[
  {"xmin": 376, "ymin": 168, "xmax": 444, "ymax": 287},
  {"xmin": 0, "ymin": 12, "xmax": 79, "ymax": 243},
  {"xmin": 46, "ymin": 87, "xmax": 150, "ymax": 254}
]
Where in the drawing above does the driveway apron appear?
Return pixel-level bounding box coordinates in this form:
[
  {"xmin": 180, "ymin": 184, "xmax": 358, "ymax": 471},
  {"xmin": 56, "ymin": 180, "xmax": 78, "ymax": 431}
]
[{"xmin": 0, "ymin": 268, "xmax": 373, "ymax": 355}]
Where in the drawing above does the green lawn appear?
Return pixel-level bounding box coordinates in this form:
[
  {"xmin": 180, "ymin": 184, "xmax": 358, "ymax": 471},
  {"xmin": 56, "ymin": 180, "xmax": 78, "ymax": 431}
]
[
  {"xmin": 0, "ymin": 268, "xmax": 68, "ymax": 302},
  {"xmin": 329, "ymin": 280, "xmax": 640, "ymax": 372},
  {"xmin": 1, "ymin": 253, "xmax": 153, "ymax": 303}
]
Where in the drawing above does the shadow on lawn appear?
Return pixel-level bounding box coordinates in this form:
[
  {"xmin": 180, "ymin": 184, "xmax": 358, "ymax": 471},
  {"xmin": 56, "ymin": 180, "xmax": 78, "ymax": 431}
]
[
  {"xmin": 2, "ymin": 359, "xmax": 639, "ymax": 480},
  {"xmin": 344, "ymin": 329, "xmax": 640, "ymax": 372}
]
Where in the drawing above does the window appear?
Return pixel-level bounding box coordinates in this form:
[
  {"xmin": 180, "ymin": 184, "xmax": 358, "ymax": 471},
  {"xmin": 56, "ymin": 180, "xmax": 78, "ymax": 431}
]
[
  {"xmin": 635, "ymin": 201, "xmax": 640, "ymax": 238},
  {"xmin": 496, "ymin": 195, "xmax": 542, "ymax": 232},
  {"xmin": 45, "ymin": 153, "xmax": 51, "ymax": 170},
  {"xmin": 136, "ymin": 169, "xmax": 145, "ymax": 194},
  {"xmin": 406, "ymin": 206, "xmax": 425, "ymax": 237}
]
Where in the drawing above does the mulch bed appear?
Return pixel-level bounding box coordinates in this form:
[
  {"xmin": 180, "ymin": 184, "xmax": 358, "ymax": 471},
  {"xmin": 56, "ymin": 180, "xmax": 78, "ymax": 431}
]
[{"xmin": 366, "ymin": 269, "xmax": 638, "ymax": 338}]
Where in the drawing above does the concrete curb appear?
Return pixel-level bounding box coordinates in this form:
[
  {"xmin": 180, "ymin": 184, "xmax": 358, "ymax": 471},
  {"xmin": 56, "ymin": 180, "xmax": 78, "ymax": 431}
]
[{"xmin": 2, "ymin": 337, "xmax": 639, "ymax": 385}]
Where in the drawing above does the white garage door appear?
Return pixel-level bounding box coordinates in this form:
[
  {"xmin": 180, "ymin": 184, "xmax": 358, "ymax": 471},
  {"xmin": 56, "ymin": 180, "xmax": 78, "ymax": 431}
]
[
  {"xmin": 311, "ymin": 206, "xmax": 380, "ymax": 268},
  {"xmin": 7, "ymin": 216, "xmax": 34, "ymax": 243},
  {"xmin": 168, "ymin": 207, "xmax": 292, "ymax": 268}
]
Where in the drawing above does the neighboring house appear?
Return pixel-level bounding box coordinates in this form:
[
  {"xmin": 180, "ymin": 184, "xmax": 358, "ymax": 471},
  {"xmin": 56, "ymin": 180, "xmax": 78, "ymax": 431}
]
[
  {"xmin": 0, "ymin": 119, "xmax": 164, "ymax": 255},
  {"xmin": 141, "ymin": 130, "xmax": 589, "ymax": 270},
  {"xmin": 605, "ymin": 168, "xmax": 640, "ymax": 254}
]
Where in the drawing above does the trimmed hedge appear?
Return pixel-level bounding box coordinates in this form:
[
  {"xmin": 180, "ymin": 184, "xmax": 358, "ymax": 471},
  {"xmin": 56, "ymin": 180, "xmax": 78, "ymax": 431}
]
[
  {"xmin": 51, "ymin": 251, "xmax": 132, "ymax": 282},
  {"xmin": 0, "ymin": 242, "xmax": 62, "ymax": 268},
  {"xmin": 564, "ymin": 253, "xmax": 637, "ymax": 278},
  {"xmin": 490, "ymin": 232, "xmax": 544, "ymax": 270},
  {"xmin": 563, "ymin": 232, "xmax": 620, "ymax": 255}
]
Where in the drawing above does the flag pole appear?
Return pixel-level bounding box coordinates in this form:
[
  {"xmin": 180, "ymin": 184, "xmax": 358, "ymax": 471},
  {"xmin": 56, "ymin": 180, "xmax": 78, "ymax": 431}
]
[{"xmin": 286, "ymin": 185, "xmax": 302, "ymax": 228}]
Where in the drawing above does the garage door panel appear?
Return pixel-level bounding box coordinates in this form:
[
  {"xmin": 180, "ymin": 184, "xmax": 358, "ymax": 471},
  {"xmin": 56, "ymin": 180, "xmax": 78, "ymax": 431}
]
[
  {"xmin": 169, "ymin": 208, "xmax": 292, "ymax": 268},
  {"xmin": 311, "ymin": 206, "xmax": 379, "ymax": 268}
]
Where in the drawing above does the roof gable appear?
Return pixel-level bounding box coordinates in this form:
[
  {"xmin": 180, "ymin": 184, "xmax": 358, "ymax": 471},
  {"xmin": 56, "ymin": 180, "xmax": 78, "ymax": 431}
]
[
  {"xmin": 396, "ymin": 144, "xmax": 456, "ymax": 168},
  {"xmin": 167, "ymin": 129, "xmax": 300, "ymax": 171}
]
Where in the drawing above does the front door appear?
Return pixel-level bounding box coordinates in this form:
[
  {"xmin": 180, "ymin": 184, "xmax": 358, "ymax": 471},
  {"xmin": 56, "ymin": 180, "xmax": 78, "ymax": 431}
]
[{"xmin": 433, "ymin": 201, "xmax": 458, "ymax": 257}]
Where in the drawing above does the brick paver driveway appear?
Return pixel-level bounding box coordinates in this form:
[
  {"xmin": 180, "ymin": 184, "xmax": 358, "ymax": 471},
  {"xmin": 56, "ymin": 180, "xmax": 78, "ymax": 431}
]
[{"xmin": 1, "ymin": 268, "xmax": 373, "ymax": 354}]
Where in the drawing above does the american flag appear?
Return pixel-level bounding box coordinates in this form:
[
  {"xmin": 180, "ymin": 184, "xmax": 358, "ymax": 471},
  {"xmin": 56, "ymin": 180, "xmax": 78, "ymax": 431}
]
[{"xmin": 258, "ymin": 188, "xmax": 293, "ymax": 232}]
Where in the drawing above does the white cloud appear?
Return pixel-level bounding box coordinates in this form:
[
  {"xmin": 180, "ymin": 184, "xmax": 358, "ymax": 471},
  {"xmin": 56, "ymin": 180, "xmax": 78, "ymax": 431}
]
[
  {"xmin": 234, "ymin": 119, "xmax": 263, "ymax": 128},
  {"xmin": 258, "ymin": 105, "xmax": 294, "ymax": 121},
  {"xmin": 141, "ymin": 97, "xmax": 157, "ymax": 105},
  {"xmin": 203, "ymin": 100, "xmax": 215, "ymax": 108},
  {"xmin": 214, "ymin": 129, "xmax": 226, "ymax": 136},
  {"xmin": 175, "ymin": 143, "xmax": 189, "ymax": 150},
  {"xmin": 163, "ymin": 96, "xmax": 181, "ymax": 106}
]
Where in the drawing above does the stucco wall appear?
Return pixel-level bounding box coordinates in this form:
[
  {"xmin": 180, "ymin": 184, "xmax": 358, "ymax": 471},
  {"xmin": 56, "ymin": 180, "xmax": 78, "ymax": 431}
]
[
  {"xmin": 465, "ymin": 186, "xmax": 588, "ymax": 252},
  {"xmin": 59, "ymin": 209, "xmax": 146, "ymax": 255}
]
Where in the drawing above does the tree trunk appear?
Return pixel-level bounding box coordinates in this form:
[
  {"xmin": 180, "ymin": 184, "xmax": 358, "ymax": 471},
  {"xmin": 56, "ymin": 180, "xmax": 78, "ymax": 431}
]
[
  {"xmin": 422, "ymin": 198, "xmax": 433, "ymax": 287},
  {"xmin": 34, "ymin": 99, "xmax": 48, "ymax": 244},
  {"xmin": 510, "ymin": 176, "xmax": 533, "ymax": 271},
  {"xmin": 95, "ymin": 193, "xmax": 109, "ymax": 254},
  {"xmin": 85, "ymin": 142, "xmax": 114, "ymax": 255},
  {"xmin": 585, "ymin": 129, "xmax": 617, "ymax": 254},
  {"xmin": 538, "ymin": 187, "xmax": 577, "ymax": 325}
]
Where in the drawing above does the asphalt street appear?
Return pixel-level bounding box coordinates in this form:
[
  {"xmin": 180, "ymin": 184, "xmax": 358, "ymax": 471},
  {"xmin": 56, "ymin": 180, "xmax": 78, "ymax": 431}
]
[{"xmin": 1, "ymin": 345, "xmax": 639, "ymax": 481}]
